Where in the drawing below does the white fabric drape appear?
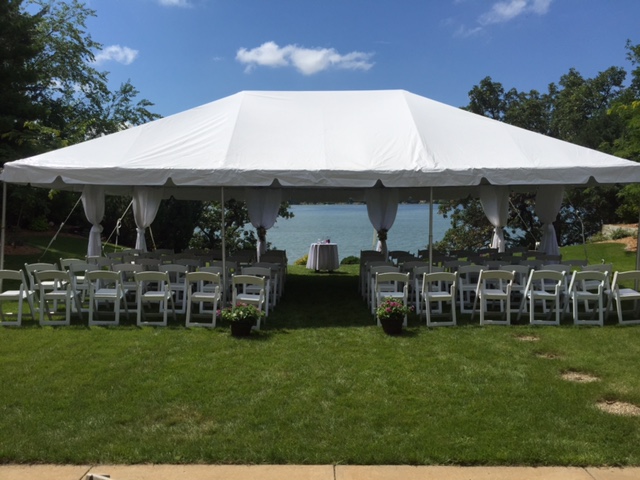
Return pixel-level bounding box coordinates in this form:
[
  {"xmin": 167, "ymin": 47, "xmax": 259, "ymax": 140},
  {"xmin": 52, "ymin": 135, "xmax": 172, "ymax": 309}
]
[
  {"xmin": 246, "ymin": 188, "xmax": 282, "ymax": 261},
  {"xmin": 81, "ymin": 185, "xmax": 105, "ymax": 257},
  {"xmin": 365, "ymin": 188, "xmax": 399, "ymax": 259},
  {"xmin": 535, "ymin": 185, "xmax": 564, "ymax": 255},
  {"xmin": 479, "ymin": 186, "xmax": 510, "ymax": 252},
  {"xmin": 132, "ymin": 187, "xmax": 163, "ymax": 252}
]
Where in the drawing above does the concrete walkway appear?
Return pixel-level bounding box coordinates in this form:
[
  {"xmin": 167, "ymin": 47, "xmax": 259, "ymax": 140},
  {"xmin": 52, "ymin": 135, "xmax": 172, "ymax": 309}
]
[{"xmin": 2, "ymin": 465, "xmax": 640, "ymax": 480}]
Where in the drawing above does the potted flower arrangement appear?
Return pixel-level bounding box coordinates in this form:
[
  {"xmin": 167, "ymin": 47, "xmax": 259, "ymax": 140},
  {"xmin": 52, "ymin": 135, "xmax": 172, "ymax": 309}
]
[
  {"xmin": 220, "ymin": 302, "xmax": 265, "ymax": 336},
  {"xmin": 376, "ymin": 297, "xmax": 413, "ymax": 335}
]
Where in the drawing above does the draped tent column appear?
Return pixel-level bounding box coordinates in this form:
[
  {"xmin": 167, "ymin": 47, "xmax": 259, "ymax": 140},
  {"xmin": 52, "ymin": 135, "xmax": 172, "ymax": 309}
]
[
  {"xmin": 132, "ymin": 187, "xmax": 164, "ymax": 252},
  {"xmin": 246, "ymin": 188, "xmax": 282, "ymax": 262},
  {"xmin": 365, "ymin": 188, "xmax": 399, "ymax": 260},
  {"xmin": 81, "ymin": 185, "xmax": 105, "ymax": 257},
  {"xmin": 479, "ymin": 185, "xmax": 509, "ymax": 253},
  {"xmin": 535, "ymin": 185, "xmax": 564, "ymax": 255}
]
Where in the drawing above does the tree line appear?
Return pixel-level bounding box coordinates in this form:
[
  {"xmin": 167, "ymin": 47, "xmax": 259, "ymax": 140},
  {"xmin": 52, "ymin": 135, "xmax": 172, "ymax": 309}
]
[{"xmin": 2, "ymin": 0, "xmax": 639, "ymax": 253}]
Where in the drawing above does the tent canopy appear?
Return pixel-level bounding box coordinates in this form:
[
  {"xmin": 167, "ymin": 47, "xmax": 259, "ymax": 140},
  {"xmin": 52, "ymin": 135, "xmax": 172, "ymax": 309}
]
[{"xmin": 3, "ymin": 89, "xmax": 640, "ymax": 202}]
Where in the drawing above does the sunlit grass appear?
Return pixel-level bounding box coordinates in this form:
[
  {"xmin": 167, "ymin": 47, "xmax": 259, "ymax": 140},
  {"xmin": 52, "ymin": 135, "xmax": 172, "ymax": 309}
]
[{"xmin": 1, "ymin": 239, "xmax": 640, "ymax": 465}]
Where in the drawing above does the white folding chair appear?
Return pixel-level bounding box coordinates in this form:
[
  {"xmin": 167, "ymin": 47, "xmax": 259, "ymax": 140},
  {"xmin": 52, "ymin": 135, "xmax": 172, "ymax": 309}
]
[
  {"xmin": 243, "ymin": 266, "xmax": 277, "ymax": 312},
  {"xmin": 112, "ymin": 263, "xmax": 145, "ymax": 314},
  {"xmin": 86, "ymin": 270, "xmax": 129, "ymax": 326},
  {"xmin": 472, "ymin": 269, "xmax": 514, "ymax": 325},
  {"xmin": 34, "ymin": 270, "xmax": 77, "ymax": 326},
  {"xmin": 185, "ymin": 271, "xmax": 221, "ymax": 328},
  {"xmin": 457, "ymin": 265, "xmax": 484, "ymax": 314},
  {"xmin": 610, "ymin": 270, "xmax": 640, "ymax": 325},
  {"xmin": 135, "ymin": 271, "xmax": 176, "ymax": 327},
  {"xmin": 500, "ymin": 264, "xmax": 531, "ymax": 311},
  {"xmin": 368, "ymin": 264, "xmax": 399, "ymax": 312},
  {"xmin": 161, "ymin": 264, "xmax": 189, "ymax": 314},
  {"xmin": 0, "ymin": 269, "xmax": 35, "ymax": 325},
  {"xmin": 231, "ymin": 274, "xmax": 266, "ymax": 330},
  {"xmin": 567, "ymin": 270, "xmax": 607, "ymax": 326},
  {"xmin": 374, "ymin": 272, "xmax": 410, "ymax": 326},
  {"xmin": 422, "ymin": 271, "xmax": 457, "ymax": 327},
  {"xmin": 518, "ymin": 269, "xmax": 565, "ymax": 326}
]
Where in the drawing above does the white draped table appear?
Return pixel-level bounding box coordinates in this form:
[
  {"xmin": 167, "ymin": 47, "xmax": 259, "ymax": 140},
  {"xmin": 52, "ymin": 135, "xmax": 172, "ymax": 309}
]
[{"xmin": 306, "ymin": 242, "xmax": 339, "ymax": 272}]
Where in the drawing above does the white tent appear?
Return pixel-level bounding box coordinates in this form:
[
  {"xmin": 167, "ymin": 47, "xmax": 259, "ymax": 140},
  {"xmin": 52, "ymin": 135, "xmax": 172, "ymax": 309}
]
[{"xmin": 2, "ymin": 90, "xmax": 640, "ymax": 259}]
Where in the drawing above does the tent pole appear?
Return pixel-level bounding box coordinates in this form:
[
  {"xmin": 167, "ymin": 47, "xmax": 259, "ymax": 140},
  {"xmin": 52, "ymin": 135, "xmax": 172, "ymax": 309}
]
[
  {"xmin": 221, "ymin": 187, "xmax": 227, "ymax": 306},
  {"xmin": 428, "ymin": 187, "xmax": 433, "ymax": 274},
  {"xmin": 636, "ymin": 209, "xmax": 640, "ymax": 271},
  {"xmin": 0, "ymin": 182, "xmax": 6, "ymax": 270}
]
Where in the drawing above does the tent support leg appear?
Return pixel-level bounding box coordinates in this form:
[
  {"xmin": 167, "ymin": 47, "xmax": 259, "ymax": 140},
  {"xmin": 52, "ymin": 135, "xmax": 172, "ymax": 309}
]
[
  {"xmin": 221, "ymin": 187, "xmax": 227, "ymax": 306},
  {"xmin": 428, "ymin": 187, "xmax": 433, "ymax": 274},
  {"xmin": 0, "ymin": 182, "xmax": 6, "ymax": 270},
  {"xmin": 636, "ymin": 209, "xmax": 640, "ymax": 271}
]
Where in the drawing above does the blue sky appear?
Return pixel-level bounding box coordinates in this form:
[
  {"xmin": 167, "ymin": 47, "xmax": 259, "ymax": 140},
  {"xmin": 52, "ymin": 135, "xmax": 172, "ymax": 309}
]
[{"xmin": 84, "ymin": 0, "xmax": 640, "ymax": 118}]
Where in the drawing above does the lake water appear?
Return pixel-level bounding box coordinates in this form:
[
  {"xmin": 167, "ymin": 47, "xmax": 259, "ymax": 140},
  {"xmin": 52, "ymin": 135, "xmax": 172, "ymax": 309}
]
[{"xmin": 266, "ymin": 204, "xmax": 449, "ymax": 264}]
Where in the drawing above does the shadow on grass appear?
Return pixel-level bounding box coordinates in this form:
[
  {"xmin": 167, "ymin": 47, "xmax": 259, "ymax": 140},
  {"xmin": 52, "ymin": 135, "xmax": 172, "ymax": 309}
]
[{"xmin": 266, "ymin": 270, "xmax": 373, "ymax": 329}]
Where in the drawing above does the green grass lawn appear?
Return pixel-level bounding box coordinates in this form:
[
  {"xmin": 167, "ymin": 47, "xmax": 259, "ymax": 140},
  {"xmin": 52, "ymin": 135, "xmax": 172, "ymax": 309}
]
[{"xmin": 1, "ymin": 237, "xmax": 640, "ymax": 465}]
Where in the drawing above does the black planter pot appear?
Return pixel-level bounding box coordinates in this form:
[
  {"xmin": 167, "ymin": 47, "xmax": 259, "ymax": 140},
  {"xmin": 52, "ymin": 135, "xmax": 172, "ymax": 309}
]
[
  {"xmin": 230, "ymin": 319, "xmax": 254, "ymax": 337},
  {"xmin": 380, "ymin": 316, "xmax": 403, "ymax": 335}
]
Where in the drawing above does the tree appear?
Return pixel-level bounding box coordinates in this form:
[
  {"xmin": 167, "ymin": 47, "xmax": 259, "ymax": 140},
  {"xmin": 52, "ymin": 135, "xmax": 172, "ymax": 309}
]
[
  {"xmin": 441, "ymin": 46, "xmax": 639, "ymax": 252},
  {"xmin": 0, "ymin": 0, "xmax": 45, "ymax": 162},
  {"xmin": 190, "ymin": 200, "xmax": 293, "ymax": 253},
  {"xmin": 1, "ymin": 0, "xmax": 161, "ymax": 233}
]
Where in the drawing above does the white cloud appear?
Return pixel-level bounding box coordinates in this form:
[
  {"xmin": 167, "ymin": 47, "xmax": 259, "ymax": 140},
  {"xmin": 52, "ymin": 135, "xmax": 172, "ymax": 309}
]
[
  {"xmin": 478, "ymin": 0, "xmax": 552, "ymax": 26},
  {"xmin": 236, "ymin": 41, "xmax": 374, "ymax": 75},
  {"xmin": 158, "ymin": 0, "xmax": 191, "ymax": 6},
  {"xmin": 93, "ymin": 45, "xmax": 139, "ymax": 65}
]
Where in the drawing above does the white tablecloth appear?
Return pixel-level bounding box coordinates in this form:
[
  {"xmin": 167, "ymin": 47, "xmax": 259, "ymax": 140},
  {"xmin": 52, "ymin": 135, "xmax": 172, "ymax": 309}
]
[{"xmin": 306, "ymin": 243, "xmax": 339, "ymax": 271}]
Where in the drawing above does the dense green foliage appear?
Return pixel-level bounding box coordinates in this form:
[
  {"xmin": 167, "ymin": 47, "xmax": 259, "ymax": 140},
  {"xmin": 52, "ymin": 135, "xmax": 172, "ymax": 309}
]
[{"xmin": 437, "ymin": 42, "xmax": 640, "ymax": 252}]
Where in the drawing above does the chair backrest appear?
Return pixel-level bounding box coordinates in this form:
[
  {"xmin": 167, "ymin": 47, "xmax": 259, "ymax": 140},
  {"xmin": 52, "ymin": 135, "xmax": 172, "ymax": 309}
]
[
  {"xmin": 583, "ymin": 263, "xmax": 613, "ymax": 273},
  {"xmin": 174, "ymin": 258, "xmax": 202, "ymax": 270},
  {"xmin": 0, "ymin": 269, "xmax": 28, "ymax": 291},
  {"xmin": 136, "ymin": 258, "xmax": 162, "ymax": 271},
  {"xmin": 569, "ymin": 270, "xmax": 607, "ymax": 293},
  {"xmin": 375, "ymin": 272, "xmax": 410, "ymax": 290},
  {"xmin": 34, "ymin": 269, "xmax": 72, "ymax": 290},
  {"xmin": 59, "ymin": 257, "xmax": 84, "ymax": 271},
  {"xmin": 134, "ymin": 270, "xmax": 170, "ymax": 289},
  {"xmin": 611, "ymin": 270, "xmax": 640, "ymax": 291},
  {"xmin": 422, "ymin": 271, "xmax": 457, "ymax": 294},
  {"xmin": 232, "ymin": 274, "xmax": 265, "ymax": 289},
  {"xmin": 564, "ymin": 259, "xmax": 587, "ymax": 267},
  {"xmin": 369, "ymin": 265, "xmax": 399, "ymax": 276},
  {"xmin": 161, "ymin": 264, "xmax": 189, "ymax": 279},
  {"xmin": 85, "ymin": 269, "xmax": 122, "ymax": 288},
  {"xmin": 24, "ymin": 263, "xmax": 58, "ymax": 288},
  {"xmin": 478, "ymin": 269, "xmax": 515, "ymax": 292},
  {"xmin": 242, "ymin": 266, "xmax": 272, "ymax": 278},
  {"xmin": 444, "ymin": 260, "xmax": 471, "ymax": 272},
  {"xmin": 85, "ymin": 256, "xmax": 112, "ymax": 268},
  {"xmin": 457, "ymin": 265, "xmax": 484, "ymax": 283},
  {"xmin": 526, "ymin": 269, "xmax": 565, "ymax": 293},
  {"xmin": 112, "ymin": 263, "xmax": 144, "ymax": 274},
  {"xmin": 401, "ymin": 260, "xmax": 427, "ymax": 273},
  {"xmin": 186, "ymin": 271, "xmax": 221, "ymax": 290},
  {"xmin": 540, "ymin": 264, "xmax": 573, "ymax": 273}
]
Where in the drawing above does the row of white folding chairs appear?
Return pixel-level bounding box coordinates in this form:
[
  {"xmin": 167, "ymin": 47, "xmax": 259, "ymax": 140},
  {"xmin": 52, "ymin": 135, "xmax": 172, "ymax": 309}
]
[
  {"xmin": 15, "ymin": 265, "xmax": 225, "ymax": 328},
  {"xmin": 417, "ymin": 267, "xmax": 638, "ymax": 327}
]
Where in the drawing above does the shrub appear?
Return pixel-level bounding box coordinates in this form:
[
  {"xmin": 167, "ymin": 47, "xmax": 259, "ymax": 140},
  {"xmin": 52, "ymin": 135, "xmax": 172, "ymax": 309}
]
[
  {"xmin": 294, "ymin": 255, "xmax": 308, "ymax": 266},
  {"xmin": 340, "ymin": 255, "xmax": 360, "ymax": 265},
  {"xmin": 611, "ymin": 228, "xmax": 635, "ymax": 240},
  {"xmin": 28, "ymin": 216, "xmax": 50, "ymax": 232}
]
